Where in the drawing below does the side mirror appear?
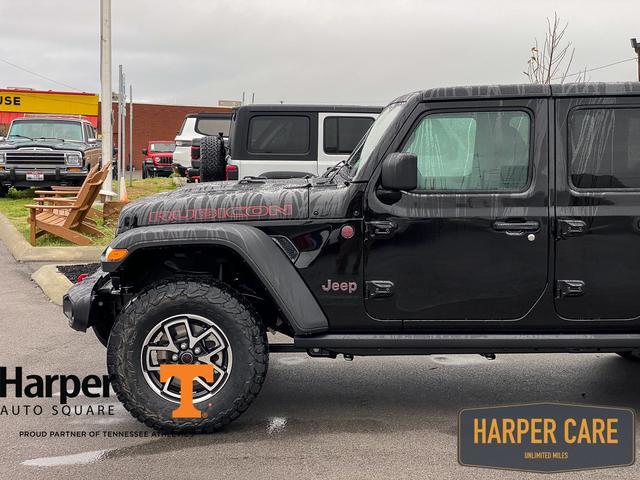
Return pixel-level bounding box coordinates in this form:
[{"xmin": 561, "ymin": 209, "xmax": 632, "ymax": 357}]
[
  {"xmin": 0, "ymin": 136, "xmax": 5, "ymax": 142},
  {"xmin": 380, "ymin": 152, "xmax": 418, "ymax": 191},
  {"xmin": 88, "ymin": 137, "xmax": 97, "ymax": 144},
  {"xmin": 142, "ymin": 148, "xmax": 148, "ymax": 155}
]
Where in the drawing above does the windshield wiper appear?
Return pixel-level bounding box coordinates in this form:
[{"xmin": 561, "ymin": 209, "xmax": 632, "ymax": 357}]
[
  {"xmin": 36, "ymin": 137, "xmax": 68, "ymax": 142},
  {"xmin": 322, "ymin": 160, "xmax": 347, "ymax": 178},
  {"xmin": 8, "ymin": 134, "xmax": 33, "ymax": 140}
]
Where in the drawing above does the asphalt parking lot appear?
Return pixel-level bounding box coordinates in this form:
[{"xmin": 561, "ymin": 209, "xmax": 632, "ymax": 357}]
[{"xmin": 1, "ymin": 239, "xmax": 640, "ymax": 480}]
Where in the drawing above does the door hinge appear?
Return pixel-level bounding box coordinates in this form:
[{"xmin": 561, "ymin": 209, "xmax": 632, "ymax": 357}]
[
  {"xmin": 367, "ymin": 221, "xmax": 397, "ymax": 239},
  {"xmin": 558, "ymin": 219, "xmax": 587, "ymax": 238},
  {"xmin": 366, "ymin": 280, "xmax": 395, "ymax": 298},
  {"xmin": 556, "ymin": 280, "xmax": 585, "ymax": 298}
]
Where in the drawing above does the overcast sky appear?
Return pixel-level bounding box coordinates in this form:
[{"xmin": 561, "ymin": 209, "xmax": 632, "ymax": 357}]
[{"xmin": 1, "ymin": 0, "xmax": 639, "ymax": 107}]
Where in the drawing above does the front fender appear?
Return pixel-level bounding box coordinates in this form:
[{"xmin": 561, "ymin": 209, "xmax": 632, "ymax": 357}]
[{"xmin": 102, "ymin": 223, "xmax": 329, "ymax": 335}]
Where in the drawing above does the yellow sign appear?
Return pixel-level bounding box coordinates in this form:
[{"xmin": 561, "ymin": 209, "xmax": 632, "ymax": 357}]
[{"xmin": 0, "ymin": 89, "xmax": 98, "ymax": 116}]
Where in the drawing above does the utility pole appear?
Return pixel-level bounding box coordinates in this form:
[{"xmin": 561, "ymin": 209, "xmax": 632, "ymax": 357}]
[
  {"xmin": 100, "ymin": 0, "xmax": 114, "ymax": 193},
  {"xmin": 116, "ymin": 65, "xmax": 127, "ymax": 200},
  {"xmin": 129, "ymin": 84, "xmax": 133, "ymax": 187},
  {"xmin": 117, "ymin": 64, "xmax": 123, "ymax": 198},
  {"xmin": 631, "ymin": 38, "xmax": 640, "ymax": 81}
]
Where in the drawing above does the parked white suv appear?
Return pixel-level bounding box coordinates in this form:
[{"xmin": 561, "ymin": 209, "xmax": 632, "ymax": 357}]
[
  {"xmin": 197, "ymin": 105, "xmax": 381, "ymax": 181},
  {"xmin": 173, "ymin": 112, "xmax": 232, "ymax": 174}
]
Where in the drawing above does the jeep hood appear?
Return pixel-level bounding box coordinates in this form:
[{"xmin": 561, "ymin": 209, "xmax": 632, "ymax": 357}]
[{"xmin": 116, "ymin": 178, "xmax": 310, "ymax": 234}]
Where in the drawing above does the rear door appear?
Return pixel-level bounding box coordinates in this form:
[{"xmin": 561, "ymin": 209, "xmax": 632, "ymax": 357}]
[
  {"xmin": 318, "ymin": 113, "xmax": 376, "ymax": 174},
  {"xmin": 555, "ymin": 96, "xmax": 640, "ymax": 319}
]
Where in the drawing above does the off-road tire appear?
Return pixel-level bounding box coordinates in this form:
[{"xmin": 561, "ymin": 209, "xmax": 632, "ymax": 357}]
[
  {"xmin": 107, "ymin": 278, "xmax": 268, "ymax": 433},
  {"xmin": 199, "ymin": 135, "xmax": 225, "ymax": 182},
  {"xmin": 142, "ymin": 166, "xmax": 148, "ymax": 179},
  {"xmin": 0, "ymin": 185, "xmax": 7, "ymax": 198}
]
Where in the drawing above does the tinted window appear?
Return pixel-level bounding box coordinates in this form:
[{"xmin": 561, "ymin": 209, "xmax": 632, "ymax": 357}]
[
  {"xmin": 401, "ymin": 111, "xmax": 530, "ymax": 191},
  {"xmin": 324, "ymin": 116, "xmax": 374, "ymax": 154},
  {"xmin": 195, "ymin": 118, "xmax": 231, "ymax": 136},
  {"xmin": 248, "ymin": 116, "xmax": 309, "ymax": 154},
  {"xmin": 569, "ymin": 108, "xmax": 640, "ymax": 189}
]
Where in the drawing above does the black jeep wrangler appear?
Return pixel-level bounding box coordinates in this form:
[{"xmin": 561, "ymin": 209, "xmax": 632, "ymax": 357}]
[{"xmin": 64, "ymin": 82, "xmax": 640, "ymax": 433}]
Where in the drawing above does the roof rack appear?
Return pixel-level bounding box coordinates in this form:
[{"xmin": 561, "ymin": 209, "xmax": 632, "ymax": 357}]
[{"xmin": 19, "ymin": 114, "xmax": 91, "ymax": 121}]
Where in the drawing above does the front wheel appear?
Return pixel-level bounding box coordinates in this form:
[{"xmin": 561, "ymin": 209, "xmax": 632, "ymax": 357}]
[{"xmin": 107, "ymin": 279, "xmax": 268, "ymax": 433}]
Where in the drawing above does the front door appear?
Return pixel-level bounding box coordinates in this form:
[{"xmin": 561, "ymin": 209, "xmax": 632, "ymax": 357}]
[
  {"xmin": 364, "ymin": 98, "xmax": 550, "ymax": 322},
  {"xmin": 555, "ymin": 97, "xmax": 640, "ymax": 320}
]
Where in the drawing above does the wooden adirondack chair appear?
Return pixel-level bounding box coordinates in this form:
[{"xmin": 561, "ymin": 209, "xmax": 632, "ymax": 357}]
[
  {"xmin": 26, "ymin": 162, "xmax": 111, "ymax": 246},
  {"xmin": 33, "ymin": 163, "xmax": 103, "ymax": 221},
  {"xmin": 34, "ymin": 163, "xmax": 99, "ymax": 198}
]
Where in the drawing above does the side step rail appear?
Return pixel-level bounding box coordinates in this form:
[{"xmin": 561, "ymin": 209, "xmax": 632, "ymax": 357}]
[{"xmin": 293, "ymin": 333, "xmax": 640, "ymax": 355}]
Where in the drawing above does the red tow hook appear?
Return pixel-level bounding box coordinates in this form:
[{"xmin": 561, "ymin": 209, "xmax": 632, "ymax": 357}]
[{"xmin": 77, "ymin": 273, "xmax": 89, "ymax": 284}]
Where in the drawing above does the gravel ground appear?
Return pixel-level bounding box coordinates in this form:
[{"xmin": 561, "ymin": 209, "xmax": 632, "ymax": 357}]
[{"xmin": 57, "ymin": 263, "xmax": 100, "ymax": 283}]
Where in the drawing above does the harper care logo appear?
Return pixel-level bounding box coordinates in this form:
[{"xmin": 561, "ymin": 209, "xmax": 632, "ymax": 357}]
[{"xmin": 458, "ymin": 402, "xmax": 635, "ymax": 473}]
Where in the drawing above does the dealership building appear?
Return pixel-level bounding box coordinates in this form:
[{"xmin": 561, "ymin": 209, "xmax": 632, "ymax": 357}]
[{"xmin": 0, "ymin": 88, "xmax": 232, "ymax": 171}]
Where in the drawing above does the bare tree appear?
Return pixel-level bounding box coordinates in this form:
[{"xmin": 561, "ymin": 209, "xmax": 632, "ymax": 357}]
[{"xmin": 525, "ymin": 13, "xmax": 586, "ymax": 83}]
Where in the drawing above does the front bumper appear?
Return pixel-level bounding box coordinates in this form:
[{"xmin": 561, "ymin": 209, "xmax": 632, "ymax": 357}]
[
  {"xmin": 62, "ymin": 268, "xmax": 111, "ymax": 332},
  {"xmin": 145, "ymin": 164, "xmax": 174, "ymax": 177},
  {"xmin": 0, "ymin": 167, "xmax": 87, "ymax": 188}
]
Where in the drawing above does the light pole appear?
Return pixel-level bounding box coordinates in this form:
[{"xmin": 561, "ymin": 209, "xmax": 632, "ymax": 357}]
[
  {"xmin": 100, "ymin": 0, "xmax": 114, "ymax": 193},
  {"xmin": 631, "ymin": 38, "xmax": 640, "ymax": 81}
]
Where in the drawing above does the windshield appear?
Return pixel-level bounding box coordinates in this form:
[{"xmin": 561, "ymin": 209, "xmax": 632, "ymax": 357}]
[
  {"xmin": 150, "ymin": 143, "xmax": 175, "ymax": 152},
  {"xmin": 347, "ymin": 102, "xmax": 404, "ymax": 177},
  {"xmin": 8, "ymin": 120, "xmax": 84, "ymax": 142}
]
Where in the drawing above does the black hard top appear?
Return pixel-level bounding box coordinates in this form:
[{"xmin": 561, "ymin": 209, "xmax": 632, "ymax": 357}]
[
  {"xmin": 390, "ymin": 82, "xmax": 640, "ymax": 104},
  {"xmin": 234, "ymin": 104, "xmax": 383, "ymax": 114}
]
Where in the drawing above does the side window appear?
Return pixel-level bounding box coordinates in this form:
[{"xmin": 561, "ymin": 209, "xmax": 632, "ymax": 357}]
[
  {"xmin": 195, "ymin": 118, "xmax": 231, "ymax": 136},
  {"xmin": 401, "ymin": 111, "xmax": 530, "ymax": 191},
  {"xmin": 84, "ymin": 124, "xmax": 95, "ymax": 141},
  {"xmin": 324, "ymin": 116, "xmax": 374, "ymax": 154},
  {"xmin": 569, "ymin": 108, "xmax": 640, "ymax": 189},
  {"xmin": 248, "ymin": 116, "xmax": 310, "ymax": 154}
]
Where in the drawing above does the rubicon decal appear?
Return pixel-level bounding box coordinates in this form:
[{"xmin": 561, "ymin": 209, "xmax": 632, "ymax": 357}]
[
  {"xmin": 458, "ymin": 403, "xmax": 635, "ymax": 473},
  {"xmin": 147, "ymin": 204, "xmax": 293, "ymax": 223}
]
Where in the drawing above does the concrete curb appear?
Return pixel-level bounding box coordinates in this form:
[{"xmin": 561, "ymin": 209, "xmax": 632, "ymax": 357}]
[
  {"xmin": 0, "ymin": 212, "xmax": 103, "ymax": 262},
  {"xmin": 31, "ymin": 264, "xmax": 73, "ymax": 306}
]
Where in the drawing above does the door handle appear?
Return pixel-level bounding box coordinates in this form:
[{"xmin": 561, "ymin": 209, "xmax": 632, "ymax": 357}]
[
  {"xmin": 557, "ymin": 219, "xmax": 587, "ymax": 238},
  {"xmin": 493, "ymin": 220, "xmax": 540, "ymax": 234},
  {"xmin": 367, "ymin": 221, "xmax": 398, "ymax": 239}
]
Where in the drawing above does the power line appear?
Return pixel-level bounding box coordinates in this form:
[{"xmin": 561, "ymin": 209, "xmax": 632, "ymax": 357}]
[
  {"xmin": 554, "ymin": 57, "xmax": 637, "ymax": 80},
  {"xmin": 0, "ymin": 56, "xmax": 84, "ymax": 92}
]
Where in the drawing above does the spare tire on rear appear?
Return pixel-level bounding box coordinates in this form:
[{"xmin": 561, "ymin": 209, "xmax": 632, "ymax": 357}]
[{"xmin": 199, "ymin": 135, "xmax": 226, "ymax": 182}]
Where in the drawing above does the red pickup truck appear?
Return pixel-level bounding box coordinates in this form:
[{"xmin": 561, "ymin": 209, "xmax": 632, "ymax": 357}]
[{"xmin": 141, "ymin": 141, "xmax": 175, "ymax": 178}]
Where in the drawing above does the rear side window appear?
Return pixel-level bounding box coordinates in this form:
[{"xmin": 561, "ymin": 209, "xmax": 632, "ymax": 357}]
[
  {"xmin": 248, "ymin": 116, "xmax": 310, "ymax": 154},
  {"xmin": 324, "ymin": 116, "xmax": 374, "ymax": 154},
  {"xmin": 569, "ymin": 108, "xmax": 640, "ymax": 189},
  {"xmin": 195, "ymin": 118, "xmax": 231, "ymax": 136},
  {"xmin": 401, "ymin": 110, "xmax": 530, "ymax": 191}
]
